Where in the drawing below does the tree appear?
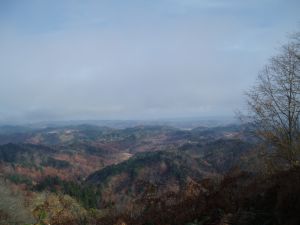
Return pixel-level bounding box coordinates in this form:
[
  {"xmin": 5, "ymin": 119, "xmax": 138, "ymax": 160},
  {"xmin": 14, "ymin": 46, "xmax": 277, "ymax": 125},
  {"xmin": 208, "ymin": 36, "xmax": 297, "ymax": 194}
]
[{"xmin": 245, "ymin": 32, "xmax": 300, "ymax": 168}]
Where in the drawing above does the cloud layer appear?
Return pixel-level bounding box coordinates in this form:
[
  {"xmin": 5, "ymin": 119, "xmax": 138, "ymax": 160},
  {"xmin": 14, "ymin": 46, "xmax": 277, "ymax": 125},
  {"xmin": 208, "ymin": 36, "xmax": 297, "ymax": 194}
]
[{"xmin": 0, "ymin": 0, "xmax": 300, "ymax": 123}]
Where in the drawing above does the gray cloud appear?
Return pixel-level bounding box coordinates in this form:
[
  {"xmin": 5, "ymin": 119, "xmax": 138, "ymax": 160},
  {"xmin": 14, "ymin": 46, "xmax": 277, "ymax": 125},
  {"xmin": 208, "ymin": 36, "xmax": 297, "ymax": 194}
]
[{"xmin": 0, "ymin": 0, "xmax": 299, "ymax": 123}]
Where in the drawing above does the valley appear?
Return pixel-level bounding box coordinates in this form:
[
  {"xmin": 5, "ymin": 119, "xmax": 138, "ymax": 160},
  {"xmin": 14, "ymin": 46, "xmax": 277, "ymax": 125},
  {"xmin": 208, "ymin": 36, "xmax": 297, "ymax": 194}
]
[
  {"xmin": 0, "ymin": 124, "xmax": 300, "ymax": 225},
  {"xmin": 0, "ymin": 122, "xmax": 267, "ymax": 225}
]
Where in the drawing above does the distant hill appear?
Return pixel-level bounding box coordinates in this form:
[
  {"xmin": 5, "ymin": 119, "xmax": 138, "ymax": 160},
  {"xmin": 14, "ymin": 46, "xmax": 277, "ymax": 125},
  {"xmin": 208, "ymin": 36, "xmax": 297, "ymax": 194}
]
[
  {"xmin": 0, "ymin": 141, "xmax": 130, "ymax": 182},
  {"xmin": 182, "ymin": 139, "xmax": 256, "ymax": 173}
]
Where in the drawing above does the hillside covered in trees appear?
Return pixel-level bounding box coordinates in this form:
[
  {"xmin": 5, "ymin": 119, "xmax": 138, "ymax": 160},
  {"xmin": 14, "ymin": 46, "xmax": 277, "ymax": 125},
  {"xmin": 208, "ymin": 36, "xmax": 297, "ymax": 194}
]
[{"xmin": 0, "ymin": 118, "xmax": 298, "ymax": 225}]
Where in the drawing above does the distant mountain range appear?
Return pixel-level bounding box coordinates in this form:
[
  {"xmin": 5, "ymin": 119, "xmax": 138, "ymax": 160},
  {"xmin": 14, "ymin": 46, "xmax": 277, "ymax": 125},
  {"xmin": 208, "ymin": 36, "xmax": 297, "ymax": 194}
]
[{"xmin": 0, "ymin": 116, "xmax": 236, "ymax": 130}]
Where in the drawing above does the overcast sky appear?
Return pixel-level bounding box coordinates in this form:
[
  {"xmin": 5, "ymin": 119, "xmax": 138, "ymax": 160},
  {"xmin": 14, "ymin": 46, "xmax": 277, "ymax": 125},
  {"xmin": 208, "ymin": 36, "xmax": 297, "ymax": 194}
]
[{"xmin": 0, "ymin": 0, "xmax": 300, "ymax": 123}]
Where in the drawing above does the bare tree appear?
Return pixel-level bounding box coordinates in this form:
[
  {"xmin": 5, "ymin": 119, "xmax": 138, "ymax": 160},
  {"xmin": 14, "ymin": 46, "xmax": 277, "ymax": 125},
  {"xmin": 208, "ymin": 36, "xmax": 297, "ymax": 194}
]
[{"xmin": 246, "ymin": 32, "xmax": 300, "ymax": 168}]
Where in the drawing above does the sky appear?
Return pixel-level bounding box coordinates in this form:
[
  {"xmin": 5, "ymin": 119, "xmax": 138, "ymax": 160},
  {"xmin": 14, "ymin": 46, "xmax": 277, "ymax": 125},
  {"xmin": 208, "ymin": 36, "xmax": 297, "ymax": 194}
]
[{"xmin": 0, "ymin": 0, "xmax": 300, "ymax": 123}]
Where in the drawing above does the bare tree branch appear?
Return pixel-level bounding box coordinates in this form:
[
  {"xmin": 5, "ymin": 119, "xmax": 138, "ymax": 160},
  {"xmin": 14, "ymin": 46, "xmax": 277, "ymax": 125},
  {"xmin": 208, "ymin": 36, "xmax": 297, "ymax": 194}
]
[{"xmin": 244, "ymin": 31, "xmax": 300, "ymax": 168}]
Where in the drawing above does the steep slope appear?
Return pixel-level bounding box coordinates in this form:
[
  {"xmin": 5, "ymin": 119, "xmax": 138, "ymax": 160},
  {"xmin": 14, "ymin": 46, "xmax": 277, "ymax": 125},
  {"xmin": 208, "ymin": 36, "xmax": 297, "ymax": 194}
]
[{"xmin": 86, "ymin": 150, "xmax": 216, "ymax": 209}]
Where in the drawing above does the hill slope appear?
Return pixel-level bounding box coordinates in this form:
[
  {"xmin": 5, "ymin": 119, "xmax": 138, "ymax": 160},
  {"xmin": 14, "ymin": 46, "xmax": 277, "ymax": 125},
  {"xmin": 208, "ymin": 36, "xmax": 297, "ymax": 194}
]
[{"xmin": 86, "ymin": 150, "xmax": 216, "ymax": 209}]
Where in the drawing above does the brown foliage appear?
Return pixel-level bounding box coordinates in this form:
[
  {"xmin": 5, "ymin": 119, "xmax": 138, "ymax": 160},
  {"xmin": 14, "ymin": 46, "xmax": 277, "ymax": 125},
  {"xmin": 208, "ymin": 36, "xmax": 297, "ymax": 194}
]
[{"xmin": 94, "ymin": 167, "xmax": 300, "ymax": 225}]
